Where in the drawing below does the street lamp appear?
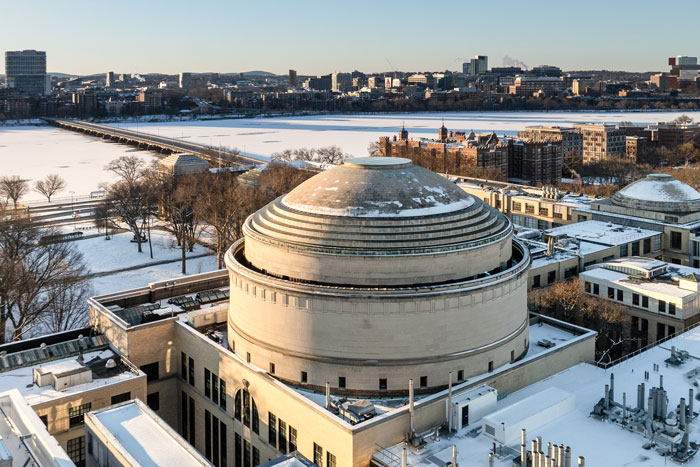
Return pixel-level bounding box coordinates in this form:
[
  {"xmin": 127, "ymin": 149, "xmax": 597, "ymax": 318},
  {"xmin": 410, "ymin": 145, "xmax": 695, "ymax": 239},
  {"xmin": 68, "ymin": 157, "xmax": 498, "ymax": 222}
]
[{"xmin": 69, "ymin": 191, "xmax": 76, "ymax": 230}]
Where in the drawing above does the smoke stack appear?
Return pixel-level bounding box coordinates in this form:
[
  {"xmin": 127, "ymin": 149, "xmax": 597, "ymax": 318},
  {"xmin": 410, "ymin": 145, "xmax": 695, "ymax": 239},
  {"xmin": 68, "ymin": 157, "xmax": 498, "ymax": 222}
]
[
  {"xmin": 648, "ymin": 393, "xmax": 654, "ymax": 421},
  {"xmin": 690, "ymin": 388, "xmax": 695, "ymax": 417},
  {"xmin": 532, "ymin": 440, "xmax": 538, "ymax": 465},
  {"xmin": 558, "ymin": 444, "xmax": 565, "ymax": 467},
  {"xmin": 680, "ymin": 398, "xmax": 687, "ymax": 430},
  {"xmin": 402, "ymin": 447, "xmax": 407, "ymax": 467},
  {"xmin": 452, "ymin": 445, "xmax": 457, "ymax": 467},
  {"xmin": 325, "ymin": 382, "xmax": 331, "ymax": 409},
  {"xmin": 604, "ymin": 384, "xmax": 610, "ymax": 411},
  {"xmin": 623, "ymin": 392, "xmax": 627, "ymax": 418},
  {"xmin": 565, "ymin": 447, "xmax": 572, "ymax": 467},
  {"xmin": 536, "ymin": 436, "xmax": 542, "ymax": 453},
  {"xmin": 409, "ymin": 379, "xmax": 415, "ymax": 437},
  {"xmin": 447, "ymin": 372, "xmax": 453, "ymax": 431},
  {"xmin": 578, "ymin": 456, "xmax": 585, "ymax": 467},
  {"xmin": 522, "ymin": 428, "xmax": 527, "ymax": 446},
  {"xmin": 547, "ymin": 442, "xmax": 552, "ymax": 459},
  {"xmin": 660, "ymin": 374, "xmax": 663, "ymax": 389},
  {"xmin": 609, "ymin": 373, "xmax": 615, "ymax": 403}
]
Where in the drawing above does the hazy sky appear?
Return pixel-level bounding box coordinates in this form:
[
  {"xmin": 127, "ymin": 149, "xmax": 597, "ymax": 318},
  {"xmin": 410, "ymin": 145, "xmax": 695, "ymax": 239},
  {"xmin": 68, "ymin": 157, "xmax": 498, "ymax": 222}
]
[{"xmin": 1, "ymin": 0, "xmax": 698, "ymax": 76}]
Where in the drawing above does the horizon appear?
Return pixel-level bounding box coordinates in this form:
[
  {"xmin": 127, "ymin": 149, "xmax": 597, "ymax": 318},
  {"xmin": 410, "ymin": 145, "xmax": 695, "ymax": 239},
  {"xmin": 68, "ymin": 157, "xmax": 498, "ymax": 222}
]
[{"xmin": 1, "ymin": 0, "xmax": 698, "ymax": 76}]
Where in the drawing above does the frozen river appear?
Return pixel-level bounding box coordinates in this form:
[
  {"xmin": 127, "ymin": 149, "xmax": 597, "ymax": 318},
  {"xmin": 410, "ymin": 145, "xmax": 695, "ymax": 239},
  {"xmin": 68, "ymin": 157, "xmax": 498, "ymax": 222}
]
[{"xmin": 2, "ymin": 110, "xmax": 700, "ymax": 200}]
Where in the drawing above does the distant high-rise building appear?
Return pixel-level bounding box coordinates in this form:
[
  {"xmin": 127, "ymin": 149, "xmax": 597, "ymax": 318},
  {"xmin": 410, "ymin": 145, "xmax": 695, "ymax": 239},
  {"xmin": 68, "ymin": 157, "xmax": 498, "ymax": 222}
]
[
  {"xmin": 331, "ymin": 72, "xmax": 352, "ymax": 92},
  {"xmin": 463, "ymin": 55, "xmax": 488, "ymax": 76},
  {"xmin": 179, "ymin": 72, "xmax": 192, "ymax": 92},
  {"xmin": 5, "ymin": 49, "xmax": 49, "ymax": 96},
  {"xmin": 289, "ymin": 69, "xmax": 298, "ymax": 87},
  {"xmin": 106, "ymin": 71, "xmax": 115, "ymax": 88}
]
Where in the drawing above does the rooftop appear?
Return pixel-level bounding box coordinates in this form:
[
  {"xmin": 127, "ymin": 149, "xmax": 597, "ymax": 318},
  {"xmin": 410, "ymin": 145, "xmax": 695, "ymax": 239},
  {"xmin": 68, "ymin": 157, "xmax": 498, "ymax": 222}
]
[
  {"xmin": 87, "ymin": 399, "xmax": 210, "ymax": 467},
  {"xmin": 544, "ymin": 220, "xmax": 659, "ymax": 247},
  {"xmin": 380, "ymin": 324, "xmax": 700, "ymax": 466},
  {"xmin": 612, "ymin": 174, "xmax": 700, "ymax": 213}
]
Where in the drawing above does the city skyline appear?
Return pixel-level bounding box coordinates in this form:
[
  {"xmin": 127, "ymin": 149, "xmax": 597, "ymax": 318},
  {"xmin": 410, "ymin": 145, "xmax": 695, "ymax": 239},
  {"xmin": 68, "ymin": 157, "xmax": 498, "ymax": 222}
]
[{"xmin": 1, "ymin": 0, "xmax": 699, "ymax": 75}]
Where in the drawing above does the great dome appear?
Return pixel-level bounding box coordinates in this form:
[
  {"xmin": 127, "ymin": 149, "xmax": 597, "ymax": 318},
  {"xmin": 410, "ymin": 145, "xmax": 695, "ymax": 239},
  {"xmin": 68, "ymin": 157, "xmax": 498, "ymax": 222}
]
[
  {"xmin": 225, "ymin": 157, "xmax": 530, "ymax": 395},
  {"xmin": 242, "ymin": 157, "xmax": 513, "ymax": 286},
  {"xmin": 612, "ymin": 174, "xmax": 700, "ymax": 213}
]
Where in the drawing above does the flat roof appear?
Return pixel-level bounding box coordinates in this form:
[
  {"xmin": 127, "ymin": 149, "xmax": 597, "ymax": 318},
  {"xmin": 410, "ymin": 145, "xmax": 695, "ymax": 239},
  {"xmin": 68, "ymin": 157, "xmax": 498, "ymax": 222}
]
[
  {"xmin": 545, "ymin": 220, "xmax": 659, "ymax": 247},
  {"xmin": 88, "ymin": 399, "xmax": 210, "ymax": 467},
  {"xmin": 381, "ymin": 324, "xmax": 700, "ymax": 466},
  {"xmin": 581, "ymin": 267, "xmax": 696, "ymax": 299}
]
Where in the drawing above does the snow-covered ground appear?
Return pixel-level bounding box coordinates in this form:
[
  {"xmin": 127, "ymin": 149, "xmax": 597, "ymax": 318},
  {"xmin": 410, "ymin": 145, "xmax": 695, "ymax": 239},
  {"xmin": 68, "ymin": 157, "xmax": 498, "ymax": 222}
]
[
  {"xmin": 110, "ymin": 110, "xmax": 700, "ymax": 160},
  {"xmin": 0, "ymin": 126, "xmax": 159, "ymax": 202}
]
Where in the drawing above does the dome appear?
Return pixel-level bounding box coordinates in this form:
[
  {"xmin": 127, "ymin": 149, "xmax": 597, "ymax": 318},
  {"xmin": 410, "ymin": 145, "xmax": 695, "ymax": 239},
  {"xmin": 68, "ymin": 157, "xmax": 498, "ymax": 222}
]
[
  {"xmin": 612, "ymin": 174, "xmax": 700, "ymax": 213},
  {"xmin": 225, "ymin": 156, "xmax": 530, "ymax": 394},
  {"xmin": 241, "ymin": 157, "xmax": 512, "ymax": 286}
]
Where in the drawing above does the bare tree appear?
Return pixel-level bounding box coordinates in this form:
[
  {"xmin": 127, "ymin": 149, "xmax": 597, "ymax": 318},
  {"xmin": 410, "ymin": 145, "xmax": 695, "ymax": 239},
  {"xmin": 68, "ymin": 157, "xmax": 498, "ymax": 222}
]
[
  {"xmin": 105, "ymin": 155, "xmax": 146, "ymax": 187},
  {"xmin": 0, "ymin": 176, "xmax": 28, "ymax": 209},
  {"xmin": 367, "ymin": 141, "xmax": 381, "ymax": 157},
  {"xmin": 41, "ymin": 280, "xmax": 93, "ymax": 334},
  {"xmin": 316, "ymin": 146, "xmax": 349, "ymax": 167},
  {"xmin": 160, "ymin": 174, "xmax": 201, "ymax": 274},
  {"xmin": 105, "ymin": 180, "xmax": 155, "ymax": 253},
  {"xmin": 0, "ymin": 210, "xmax": 90, "ymax": 343},
  {"xmin": 34, "ymin": 174, "xmax": 66, "ymax": 203}
]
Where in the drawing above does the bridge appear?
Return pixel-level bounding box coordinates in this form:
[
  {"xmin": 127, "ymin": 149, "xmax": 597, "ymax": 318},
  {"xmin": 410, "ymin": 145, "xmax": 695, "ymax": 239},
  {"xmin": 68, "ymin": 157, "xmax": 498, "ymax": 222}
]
[{"xmin": 46, "ymin": 119, "xmax": 270, "ymax": 167}]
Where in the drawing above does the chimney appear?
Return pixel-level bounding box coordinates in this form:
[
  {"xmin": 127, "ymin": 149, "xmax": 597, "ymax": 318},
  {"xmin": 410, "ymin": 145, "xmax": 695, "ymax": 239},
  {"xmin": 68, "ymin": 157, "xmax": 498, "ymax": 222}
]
[
  {"xmin": 409, "ymin": 379, "xmax": 415, "ymax": 438},
  {"xmin": 325, "ymin": 382, "xmax": 331, "ymax": 410},
  {"xmin": 604, "ymin": 384, "xmax": 610, "ymax": 411},
  {"xmin": 609, "ymin": 373, "xmax": 615, "ymax": 403},
  {"xmin": 447, "ymin": 372, "xmax": 453, "ymax": 431},
  {"xmin": 578, "ymin": 456, "xmax": 585, "ymax": 467},
  {"xmin": 680, "ymin": 398, "xmax": 687, "ymax": 430},
  {"xmin": 565, "ymin": 447, "xmax": 572, "ymax": 467},
  {"xmin": 690, "ymin": 388, "xmax": 695, "ymax": 417}
]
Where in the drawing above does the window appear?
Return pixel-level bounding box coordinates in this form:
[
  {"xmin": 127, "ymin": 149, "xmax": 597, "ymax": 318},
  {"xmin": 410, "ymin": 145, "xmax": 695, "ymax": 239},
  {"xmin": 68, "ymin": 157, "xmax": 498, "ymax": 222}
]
[
  {"xmin": 252, "ymin": 400, "xmax": 259, "ymax": 435},
  {"xmin": 279, "ymin": 419, "xmax": 287, "ymax": 454},
  {"xmin": 327, "ymin": 452, "xmax": 337, "ymax": 467},
  {"xmin": 419, "ymin": 376, "xmax": 428, "ymax": 388},
  {"xmin": 181, "ymin": 352, "xmax": 187, "ymax": 378},
  {"xmin": 488, "ymin": 361, "xmax": 494, "ymax": 372},
  {"xmin": 188, "ymin": 357, "xmax": 195, "ymax": 385},
  {"xmin": 205, "ymin": 368, "xmax": 211, "ymax": 398},
  {"xmin": 671, "ymin": 231, "xmax": 682, "ymax": 250},
  {"xmin": 655, "ymin": 235, "xmax": 662, "ymax": 252},
  {"xmin": 300, "ymin": 371, "xmax": 307, "ymax": 383},
  {"xmin": 69, "ymin": 403, "xmax": 91, "ymax": 428},
  {"xmin": 220, "ymin": 422, "xmax": 227, "ymax": 467},
  {"xmin": 87, "ymin": 432, "xmax": 93, "ymax": 456},
  {"xmin": 212, "ymin": 374, "xmax": 219, "ymax": 405},
  {"xmin": 269, "ymin": 413, "xmax": 277, "ymax": 448},
  {"xmin": 235, "ymin": 433, "xmax": 242, "ymax": 467},
  {"xmin": 512, "ymin": 201, "xmax": 521, "ymax": 211},
  {"xmin": 379, "ymin": 378, "xmax": 387, "ymax": 390},
  {"xmin": 585, "ymin": 281, "xmax": 591, "ymax": 293},
  {"xmin": 338, "ymin": 376, "xmax": 346, "ymax": 389},
  {"xmin": 140, "ymin": 362, "xmax": 159, "ymax": 382},
  {"xmin": 642, "ymin": 296, "xmax": 649, "ymax": 308},
  {"xmin": 235, "ymin": 390, "xmax": 241, "ymax": 421},
  {"xmin": 631, "ymin": 241, "xmax": 640, "ymax": 256},
  {"xmin": 593, "ymin": 284, "xmax": 599, "ymax": 295},
  {"xmin": 189, "ymin": 396, "xmax": 195, "ymax": 445},
  {"xmin": 243, "ymin": 390, "xmax": 250, "ymax": 427},
  {"xmin": 633, "ymin": 293, "xmax": 640, "ymax": 306},
  {"xmin": 39, "ymin": 414, "xmax": 48, "ymax": 427},
  {"xmin": 672, "ymin": 258, "xmax": 681, "ymax": 265},
  {"xmin": 244, "ymin": 440, "xmax": 251, "ymax": 467},
  {"xmin": 147, "ymin": 392, "xmax": 160, "ymax": 411},
  {"xmin": 619, "ymin": 244, "xmax": 628, "ymax": 257},
  {"xmin": 525, "ymin": 204, "xmax": 535, "ymax": 214},
  {"xmin": 669, "ymin": 303, "xmax": 676, "ymax": 315},
  {"xmin": 289, "ymin": 426, "xmax": 297, "ymax": 452},
  {"xmin": 111, "ymin": 392, "xmax": 131, "ymax": 405},
  {"xmin": 643, "ymin": 238, "xmax": 651, "ymax": 254},
  {"xmin": 67, "ymin": 436, "xmax": 85, "ymax": 466},
  {"xmin": 658, "ymin": 300, "xmax": 666, "ymax": 313},
  {"xmin": 608, "ymin": 287, "xmax": 615, "ymax": 299},
  {"xmin": 205, "ymin": 410, "xmax": 212, "ymax": 460},
  {"xmin": 269, "ymin": 362, "xmax": 275, "ymax": 374},
  {"xmin": 457, "ymin": 370, "xmax": 464, "ymax": 381},
  {"xmin": 314, "ymin": 443, "xmax": 324, "ymax": 467},
  {"xmin": 246, "ymin": 352, "xmax": 251, "ymax": 363},
  {"xmin": 253, "ymin": 447, "xmax": 260, "ymax": 467},
  {"xmin": 182, "ymin": 392, "xmax": 188, "ymax": 440},
  {"xmin": 547, "ymin": 270, "xmax": 556, "ymax": 284},
  {"xmin": 617, "ymin": 289, "xmax": 623, "ymax": 301},
  {"xmin": 220, "ymin": 379, "xmax": 226, "ymax": 410},
  {"xmin": 669, "ymin": 326, "xmax": 676, "ymax": 336},
  {"xmin": 532, "ymin": 275, "xmax": 541, "ymax": 288}
]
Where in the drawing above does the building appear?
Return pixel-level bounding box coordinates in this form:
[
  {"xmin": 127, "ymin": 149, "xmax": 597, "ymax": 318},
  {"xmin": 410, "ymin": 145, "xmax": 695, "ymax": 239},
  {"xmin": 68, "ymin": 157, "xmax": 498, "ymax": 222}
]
[
  {"xmin": 656, "ymin": 121, "xmax": 700, "ymax": 147},
  {"xmin": 85, "ymin": 399, "xmax": 210, "ymax": 467},
  {"xmin": 288, "ymin": 70, "xmax": 298, "ymax": 87},
  {"xmin": 331, "ymin": 72, "xmax": 352, "ymax": 92},
  {"xmin": 105, "ymin": 71, "xmax": 115, "ymax": 88},
  {"xmin": 518, "ymin": 126, "xmax": 583, "ymax": 168},
  {"xmin": 304, "ymin": 75, "xmax": 332, "ymax": 91},
  {"xmin": 456, "ymin": 178, "xmax": 594, "ymax": 229},
  {"xmin": 83, "ymin": 157, "xmax": 597, "ymax": 467},
  {"xmin": 0, "ymin": 329, "xmax": 147, "ymax": 465},
  {"xmin": 136, "ymin": 90, "xmax": 163, "ymax": 112},
  {"xmin": 625, "ymin": 135, "xmax": 648, "ymax": 161},
  {"xmin": 506, "ymin": 139, "xmax": 562, "ymax": 185},
  {"xmin": 572, "ymin": 79, "xmax": 602, "ymax": 96},
  {"xmin": 464, "ymin": 55, "xmax": 488, "ymax": 75},
  {"xmin": 572, "ymin": 123, "xmax": 625, "ymax": 163},
  {"xmin": 180, "ymin": 72, "xmax": 192, "ymax": 92},
  {"xmin": 158, "ymin": 153, "xmax": 210, "ymax": 176},
  {"xmin": 5, "ymin": 50, "xmax": 49, "ymax": 96},
  {"xmin": 581, "ymin": 257, "xmax": 700, "ymax": 346},
  {"xmin": 574, "ymin": 174, "xmax": 700, "ymax": 267},
  {"xmin": 508, "ymin": 76, "xmax": 564, "ymax": 96},
  {"xmin": 72, "ymin": 92, "xmax": 98, "ymax": 115}
]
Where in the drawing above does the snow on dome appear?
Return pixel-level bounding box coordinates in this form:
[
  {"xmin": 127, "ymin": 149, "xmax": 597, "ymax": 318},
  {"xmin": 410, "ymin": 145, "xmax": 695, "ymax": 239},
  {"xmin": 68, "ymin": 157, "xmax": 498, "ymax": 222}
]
[{"xmin": 612, "ymin": 174, "xmax": 700, "ymax": 213}]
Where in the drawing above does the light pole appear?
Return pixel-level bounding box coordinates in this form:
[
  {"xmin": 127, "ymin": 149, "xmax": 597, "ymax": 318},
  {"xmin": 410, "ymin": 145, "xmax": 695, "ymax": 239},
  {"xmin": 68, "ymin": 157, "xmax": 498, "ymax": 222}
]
[{"xmin": 70, "ymin": 191, "xmax": 75, "ymax": 230}]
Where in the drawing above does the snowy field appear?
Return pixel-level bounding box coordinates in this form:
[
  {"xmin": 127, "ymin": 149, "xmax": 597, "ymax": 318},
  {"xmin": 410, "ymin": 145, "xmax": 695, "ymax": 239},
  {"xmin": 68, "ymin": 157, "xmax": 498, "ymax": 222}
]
[
  {"xmin": 0, "ymin": 126, "xmax": 159, "ymax": 201},
  {"xmin": 111, "ymin": 110, "xmax": 700, "ymax": 160}
]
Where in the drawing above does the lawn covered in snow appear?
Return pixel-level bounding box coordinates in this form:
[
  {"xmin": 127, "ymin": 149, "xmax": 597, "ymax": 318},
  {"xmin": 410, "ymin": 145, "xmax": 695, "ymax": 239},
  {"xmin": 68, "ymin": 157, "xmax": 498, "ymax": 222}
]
[
  {"xmin": 110, "ymin": 110, "xmax": 700, "ymax": 160},
  {"xmin": 0, "ymin": 126, "xmax": 159, "ymax": 202}
]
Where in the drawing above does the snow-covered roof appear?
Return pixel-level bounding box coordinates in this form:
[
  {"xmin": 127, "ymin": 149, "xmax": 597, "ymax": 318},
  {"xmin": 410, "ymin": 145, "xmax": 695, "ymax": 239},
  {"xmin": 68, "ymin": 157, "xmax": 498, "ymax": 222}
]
[
  {"xmin": 88, "ymin": 399, "xmax": 209, "ymax": 467},
  {"xmin": 544, "ymin": 220, "xmax": 659, "ymax": 247},
  {"xmin": 612, "ymin": 174, "xmax": 700, "ymax": 213}
]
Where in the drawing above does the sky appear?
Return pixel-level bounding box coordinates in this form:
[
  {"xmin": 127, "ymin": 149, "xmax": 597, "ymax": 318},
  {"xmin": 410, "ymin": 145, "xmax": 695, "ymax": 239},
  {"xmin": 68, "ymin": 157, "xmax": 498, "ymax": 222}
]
[{"xmin": 1, "ymin": 0, "xmax": 698, "ymax": 76}]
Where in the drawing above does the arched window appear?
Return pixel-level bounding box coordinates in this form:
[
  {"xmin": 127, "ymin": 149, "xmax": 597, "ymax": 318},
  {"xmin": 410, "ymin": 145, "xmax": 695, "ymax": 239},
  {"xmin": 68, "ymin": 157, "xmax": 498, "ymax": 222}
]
[{"xmin": 234, "ymin": 388, "xmax": 259, "ymax": 434}]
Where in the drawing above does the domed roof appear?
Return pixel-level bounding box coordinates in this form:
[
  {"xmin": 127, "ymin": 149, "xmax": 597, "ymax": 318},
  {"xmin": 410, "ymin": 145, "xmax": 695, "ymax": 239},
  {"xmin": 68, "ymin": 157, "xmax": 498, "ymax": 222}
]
[
  {"xmin": 612, "ymin": 174, "xmax": 700, "ymax": 213},
  {"xmin": 240, "ymin": 157, "xmax": 512, "ymax": 286}
]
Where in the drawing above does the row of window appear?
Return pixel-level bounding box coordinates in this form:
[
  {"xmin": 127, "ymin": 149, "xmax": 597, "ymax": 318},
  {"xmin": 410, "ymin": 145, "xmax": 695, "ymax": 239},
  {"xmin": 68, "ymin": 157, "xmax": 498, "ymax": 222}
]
[
  {"xmin": 234, "ymin": 389, "xmax": 259, "ymax": 434},
  {"xmin": 532, "ymin": 267, "xmax": 577, "ymax": 288},
  {"xmin": 268, "ymin": 412, "xmax": 297, "ymax": 454},
  {"xmin": 205, "ymin": 410, "xmax": 228, "ymax": 467},
  {"xmin": 585, "ymin": 281, "xmax": 677, "ymax": 316},
  {"xmin": 182, "ymin": 351, "xmax": 195, "ymax": 385},
  {"xmin": 314, "ymin": 442, "xmax": 337, "ymax": 467},
  {"xmin": 205, "ymin": 367, "xmax": 227, "ymax": 410}
]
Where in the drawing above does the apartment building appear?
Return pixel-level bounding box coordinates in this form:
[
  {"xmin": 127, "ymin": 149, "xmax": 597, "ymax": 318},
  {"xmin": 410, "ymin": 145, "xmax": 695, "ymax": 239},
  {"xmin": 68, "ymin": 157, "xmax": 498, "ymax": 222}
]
[
  {"xmin": 518, "ymin": 126, "xmax": 583, "ymax": 168},
  {"xmin": 5, "ymin": 49, "xmax": 49, "ymax": 96},
  {"xmin": 572, "ymin": 123, "xmax": 625, "ymax": 163}
]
